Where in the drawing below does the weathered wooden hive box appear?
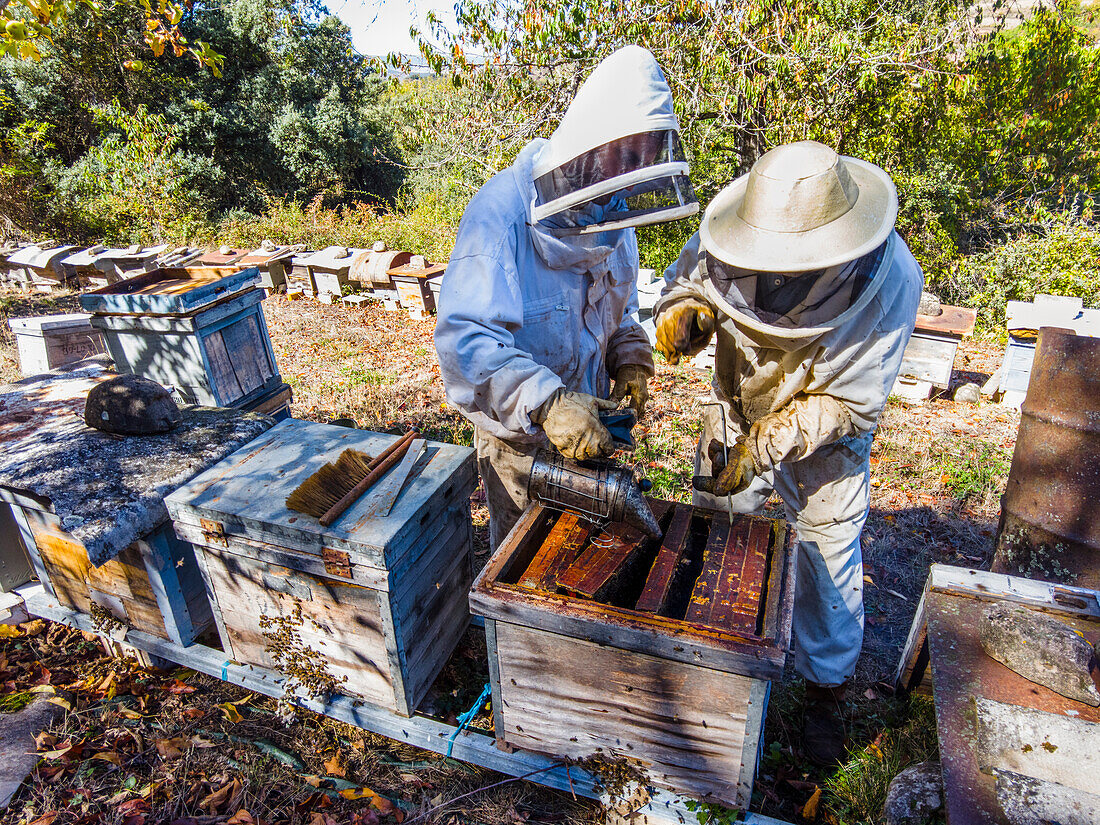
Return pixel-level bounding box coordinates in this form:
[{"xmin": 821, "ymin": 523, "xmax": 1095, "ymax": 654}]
[
  {"xmin": 472, "ymin": 501, "xmax": 796, "ymax": 808},
  {"xmin": 389, "ymin": 258, "xmax": 446, "ymax": 318},
  {"xmin": 9, "ymin": 314, "xmax": 107, "ymax": 377},
  {"xmin": 238, "ymin": 245, "xmax": 301, "ymax": 294},
  {"xmin": 286, "ymin": 250, "xmax": 317, "ymax": 297},
  {"xmin": 80, "ymin": 266, "xmax": 290, "ymax": 414},
  {"xmin": 165, "ymin": 419, "xmax": 478, "ymax": 716},
  {"xmin": 302, "ymin": 246, "xmax": 366, "ymax": 304},
  {"xmin": 892, "ymin": 305, "xmax": 977, "ymax": 401},
  {"xmin": 7, "ymin": 243, "xmax": 80, "ymax": 291},
  {"xmin": 0, "ymin": 360, "xmax": 273, "ymax": 644}
]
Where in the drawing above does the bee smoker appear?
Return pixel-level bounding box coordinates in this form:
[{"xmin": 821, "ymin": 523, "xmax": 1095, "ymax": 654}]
[{"xmin": 527, "ymin": 450, "xmax": 663, "ymax": 539}]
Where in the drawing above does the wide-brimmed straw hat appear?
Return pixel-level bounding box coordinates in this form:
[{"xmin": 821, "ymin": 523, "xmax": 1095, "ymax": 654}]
[{"xmin": 700, "ymin": 141, "xmax": 898, "ymax": 272}]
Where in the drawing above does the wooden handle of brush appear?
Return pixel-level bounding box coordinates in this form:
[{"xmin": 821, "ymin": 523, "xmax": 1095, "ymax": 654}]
[{"xmin": 320, "ymin": 430, "xmax": 419, "ymax": 526}]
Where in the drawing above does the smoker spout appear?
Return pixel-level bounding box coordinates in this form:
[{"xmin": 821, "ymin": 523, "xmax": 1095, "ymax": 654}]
[{"xmin": 620, "ymin": 478, "xmax": 663, "ymax": 540}]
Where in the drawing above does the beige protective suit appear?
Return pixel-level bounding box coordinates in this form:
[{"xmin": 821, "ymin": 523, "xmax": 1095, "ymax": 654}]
[{"xmin": 655, "ymin": 230, "xmax": 923, "ymax": 685}]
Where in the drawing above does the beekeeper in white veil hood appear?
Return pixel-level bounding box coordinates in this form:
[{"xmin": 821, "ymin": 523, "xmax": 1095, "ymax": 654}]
[
  {"xmin": 654, "ymin": 140, "xmax": 923, "ymax": 765},
  {"xmin": 435, "ymin": 46, "xmax": 697, "ymax": 551}
]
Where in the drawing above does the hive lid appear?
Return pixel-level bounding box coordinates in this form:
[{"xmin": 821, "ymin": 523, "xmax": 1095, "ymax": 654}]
[
  {"xmin": 8, "ymin": 313, "xmax": 94, "ymax": 334},
  {"xmin": 388, "ymin": 261, "xmax": 447, "ymax": 279},
  {"xmin": 60, "ymin": 246, "xmax": 108, "ymax": 267},
  {"xmin": 79, "ymin": 266, "xmax": 261, "ymax": 316},
  {"xmin": 301, "ymin": 246, "xmax": 366, "ymax": 270},
  {"xmin": 164, "ymin": 418, "xmax": 476, "ymax": 572},
  {"xmin": 8, "ymin": 244, "xmax": 80, "ymax": 268}
]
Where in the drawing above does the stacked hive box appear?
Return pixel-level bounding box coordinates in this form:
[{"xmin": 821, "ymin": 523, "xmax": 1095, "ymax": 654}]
[
  {"xmin": 80, "ymin": 266, "xmax": 292, "ymax": 417},
  {"xmin": 238, "ymin": 244, "xmax": 301, "ymax": 294},
  {"xmin": 166, "ymin": 419, "xmax": 478, "ymax": 716},
  {"xmin": 389, "ymin": 257, "xmax": 446, "ymax": 318},
  {"xmin": 302, "ymin": 246, "xmax": 366, "ymax": 304},
  {"xmin": 472, "ymin": 502, "xmax": 796, "ymax": 808},
  {"xmin": 6, "ymin": 244, "xmax": 80, "ymax": 292}
]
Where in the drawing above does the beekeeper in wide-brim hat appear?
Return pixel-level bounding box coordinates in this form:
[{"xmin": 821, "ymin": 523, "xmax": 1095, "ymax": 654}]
[
  {"xmin": 435, "ymin": 46, "xmax": 697, "ymax": 551},
  {"xmin": 653, "ymin": 140, "xmax": 922, "ymax": 766}
]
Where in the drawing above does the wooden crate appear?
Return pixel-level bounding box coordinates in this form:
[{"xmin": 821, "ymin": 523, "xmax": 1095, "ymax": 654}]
[
  {"xmin": 8, "ymin": 314, "xmax": 107, "ymax": 377},
  {"xmin": 87, "ymin": 286, "xmax": 284, "ymax": 409},
  {"xmin": 390, "ymin": 261, "xmax": 446, "ymax": 317},
  {"xmin": 8, "ymin": 492, "xmax": 213, "ymax": 645},
  {"xmin": 165, "ymin": 419, "xmax": 478, "ymax": 716},
  {"xmin": 472, "ymin": 502, "xmax": 796, "ymax": 808}
]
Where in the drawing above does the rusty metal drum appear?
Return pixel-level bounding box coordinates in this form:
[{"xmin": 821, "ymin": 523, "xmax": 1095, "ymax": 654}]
[
  {"xmin": 350, "ymin": 242, "xmax": 411, "ymax": 290},
  {"xmin": 992, "ymin": 327, "xmax": 1100, "ymax": 587}
]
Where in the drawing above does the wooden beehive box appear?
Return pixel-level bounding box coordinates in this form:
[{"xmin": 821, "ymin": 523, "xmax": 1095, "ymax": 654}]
[
  {"xmin": 7, "ymin": 244, "xmax": 80, "ymax": 292},
  {"xmin": 10, "ymin": 491, "xmax": 214, "ymax": 644},
  {"xmin": 892, "ymin": 305, "xmax": 977, "ymax": 401},
  {"xmin": 472, "ymin": 501, "xmax": 796, "ymax": 808},
  {"xmin": 81, "ymin": 267, "xmax": 286, "ymax": 410},
  {"xmin": 286, "ymin": 251, "xmax": 317, "ymax": 297},
  {"xmin": 8, "ymin": 314, "xmax": 107, "ymax": 377},
  {"xmin": 238, "ymin": 245, "xmax": 301, "ymax": 294},
  {"xmin": 389, "ymin": 259, "xmax": 446, "ymax": 318},
  {"xmin": 165, "ymin": 419, "xmax": 478, "ymax": 716},
  {"xmin": 350, "ymin": 243, "xmax": 412, "ymax": 290},
  {"xmin": 304, "ymin": 246, "xmax": 365, "ymax": 304}
]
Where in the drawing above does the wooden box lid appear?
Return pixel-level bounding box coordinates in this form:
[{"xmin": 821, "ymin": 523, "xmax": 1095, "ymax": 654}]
[
  {"xmin": 9, "ymin": 313, "xmax": 95, "ymax": 335},
  {"xmin": 165, "ymin": 419, "xmax": 477, "ymax": 572},
  {"xmin": 80, "ymin": 266, "xmax": 261, "ymax": 316}
]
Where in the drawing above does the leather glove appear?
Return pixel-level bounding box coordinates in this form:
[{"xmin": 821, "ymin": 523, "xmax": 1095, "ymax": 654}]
[
  {"xmin": 655, "ymin": 299, "xmax": 715, "ymax": 365},
  {"xmin": 610, "ymin": 364, "xmax": 651, "ymax": 418},
  {"xmin": 532, "ymin": 389, "xmax": 619, "ymax": 462},
  {"xmin": 693, "ymin": 437, "xmax": 757, "ymax": 497}
]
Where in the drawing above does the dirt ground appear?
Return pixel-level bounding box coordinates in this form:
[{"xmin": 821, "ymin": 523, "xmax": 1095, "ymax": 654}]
[{"xmin": 0, "ymin": 287, "xmax": 1017, "ymax": 824}]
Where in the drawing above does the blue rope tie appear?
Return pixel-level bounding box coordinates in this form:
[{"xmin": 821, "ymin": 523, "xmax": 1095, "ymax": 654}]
[{"xmin": 446, "ymin": 683, "xmax": 492, "ymax": 758}]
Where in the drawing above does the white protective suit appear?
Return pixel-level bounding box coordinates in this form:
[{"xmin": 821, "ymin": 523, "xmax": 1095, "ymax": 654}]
[
  {"xmin": 436, "ymin": 47, "xmax": 689, "ymax": 549},
  {"xmin": 655, "ymin": 230, "xmax": 923, "ymax": 685}
]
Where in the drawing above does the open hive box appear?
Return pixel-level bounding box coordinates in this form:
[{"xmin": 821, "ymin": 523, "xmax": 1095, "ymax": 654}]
[{"xmin": 471, "ymin": 500, "xmax": 796, "ymax": 808}]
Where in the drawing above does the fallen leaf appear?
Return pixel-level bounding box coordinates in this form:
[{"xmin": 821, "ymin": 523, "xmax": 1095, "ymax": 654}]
[
  {"xmin": 802, "ymin": 787, "xmax": 822, "ymax": 820},
  {"xmin": 35, "ymin": 731, "xmax": 57, "ymax": 751},
  {"xmin": 155, "ymin": 737, "xmax": 189, "ymax": 760},
  {"xmin": 323, "ymin": 753, "xmax": 346, "ymax": 778},
  {"xmin": 91, "ymin": 750, "xmax": 122, "ymax": 767},
  {"xmin": 165, "ymin": 679, "xmax": 196, "ymax": 695},
  {"xmin": 338, "ymin": 786, "xmax": 399, "ymax": 817},
  {"xmin": 200, "ymin": 778, "xmax": 242, "ymax": 814},
  {"xmin": 48, "ymin": 696, "xmax": 72, "ymax": 711},
  {"xmin": 218, "ymin": 702, "xmax": 244, "ymax": 723},
  {"xmin": 180, "ymin": 707, "xmax": 205, "ymax": 720},
  {"xmin": 28, "ymin": 814, "xmax": 59, "ymax": 825},
  {"xmin": 227, "ymin": 810, "xmax": 256, "ymax": 825}
]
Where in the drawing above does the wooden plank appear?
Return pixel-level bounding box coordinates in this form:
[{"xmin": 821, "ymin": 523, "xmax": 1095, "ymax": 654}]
[
  {"xmin": 555, "ymin": 521, "xmax": 646, "ymax": 600},
  {"xmin": 219, "ymin": 315, "xmax": 266, "ymax": 397},
  {"xmin": 483, "ymin": 619, "xmax": 509, "ymax": 751},
  {"xmin": 470, "ymin": 582, "xmax": 785, "ymax": 680},
  {"xmin": 517, "ymin": 511, "xmax": 587, "ymax": 591},
  {"xmin": 684, "ymin": 515, "xmax": 733, "ymax": 624},
  {"xmin": 737, "ymin": 679, "xmax": 770, "ymax": 806},
  {"xmin": 712, "ymin": 519, "xmax": 772, "ymax": 635},
  {"xmin": 202, "ymin": 328, "xmax": 243, "ymax": 406},
  {"xmin": 245, "ymin": 314, "xmax": 275, "ymax": 381},
  {"xmin": 495, "ymin": 621, "xmax": 756, "ymax": 808}
]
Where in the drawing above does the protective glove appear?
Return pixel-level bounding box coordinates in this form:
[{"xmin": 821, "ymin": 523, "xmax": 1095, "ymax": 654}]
[
  {"xmin": 655, "ymin": 299, "xmax": 715, "ymax": 365},
  {"xmin": 532, "ymin": 389, "xmax": 619, "ymax": 462},
  {"xmin": 692, "ymin": 437, "xmax": 757, "ymax": 497},
  {"xmin": 610, "ymin": 364, "xmax": 651, "ymax": 418}
]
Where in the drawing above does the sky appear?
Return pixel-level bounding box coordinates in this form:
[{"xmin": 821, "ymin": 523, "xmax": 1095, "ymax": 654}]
[{"xmin": 326, "ymin": 0, "xmax": 458, "ymax": 57}]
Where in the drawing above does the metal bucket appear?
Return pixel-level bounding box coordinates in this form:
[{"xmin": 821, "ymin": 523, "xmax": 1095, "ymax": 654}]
[{"xmin": 992, "ymin": 327, "xmax": 1100, "ymax": 587}]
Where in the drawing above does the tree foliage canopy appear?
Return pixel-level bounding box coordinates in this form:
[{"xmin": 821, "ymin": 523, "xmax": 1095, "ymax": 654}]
[{"xmin": 0, "ymin": 0, "xmax": 403, "ymax": 241}]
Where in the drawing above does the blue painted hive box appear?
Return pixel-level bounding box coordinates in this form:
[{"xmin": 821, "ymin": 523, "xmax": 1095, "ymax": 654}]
[{"xmin": 81, "ymin": 267, "xmax": 288, "ymax": 411}]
